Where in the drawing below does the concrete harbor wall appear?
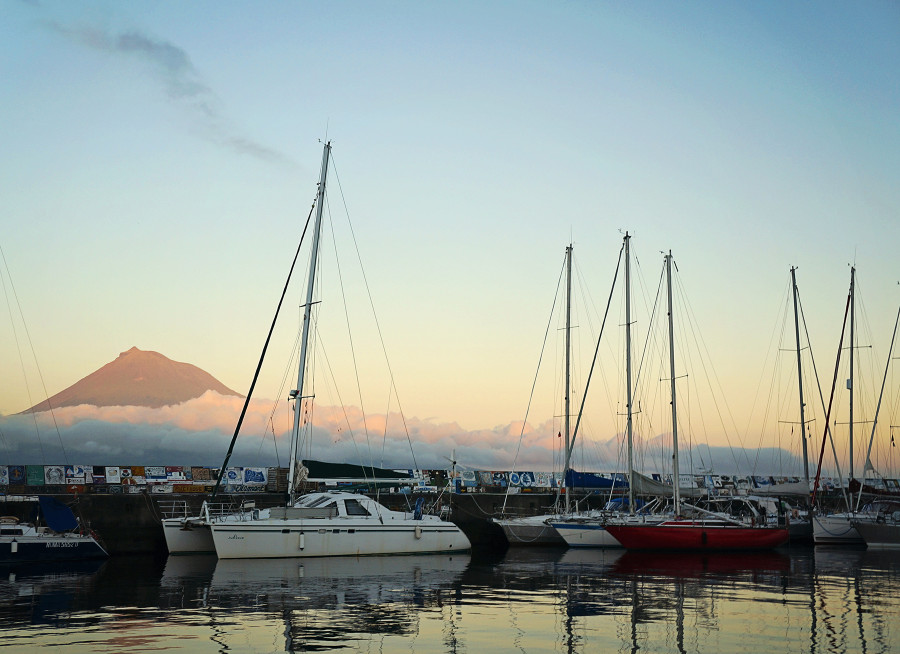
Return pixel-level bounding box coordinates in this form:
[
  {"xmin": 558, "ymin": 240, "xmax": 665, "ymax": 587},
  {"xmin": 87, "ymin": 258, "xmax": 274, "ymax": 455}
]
[
  {"xmin": 2, "ymin": 488, "xmax": 855, "ymax": 555},
  {"xmin": 1, "ymin": 489, "xmax": 597, "ymax": 555}
]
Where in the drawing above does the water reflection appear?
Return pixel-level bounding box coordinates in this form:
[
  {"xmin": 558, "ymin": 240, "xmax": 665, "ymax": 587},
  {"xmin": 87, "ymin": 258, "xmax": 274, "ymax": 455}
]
[
  {"xmin": 160, "ymin": 553, "xmax": 470, "ymax": 651},
  {"xmin": 1, "ymin": 547, "xmax": 898, "ymax": 652}
]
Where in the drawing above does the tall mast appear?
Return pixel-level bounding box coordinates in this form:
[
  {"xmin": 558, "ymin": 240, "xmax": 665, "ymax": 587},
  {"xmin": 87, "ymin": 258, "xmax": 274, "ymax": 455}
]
[
  {"xmin": 624, "ymin": 233, "xmax": 635, "ymax": 513},
  {"xmin": 666, "ymin": 251, "xmax": 680, "ymax": 515},
  {"xmin": 791, "ymin": 267, "xmax": 810, "ymax": 487},
  {"xmin": 848, "ymin": 266, "xmax": 855, "ymax": 485},
  {"xmin": 564, "ymin": 244, "xmax": 573, "ymax": 514},
  {"xmin": 287, "ymin": 141, "xmax": 331, "ymax": 499}
]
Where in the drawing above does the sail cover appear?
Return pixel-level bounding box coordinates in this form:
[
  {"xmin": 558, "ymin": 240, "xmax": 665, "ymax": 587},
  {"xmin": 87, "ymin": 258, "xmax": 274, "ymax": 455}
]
[
  {"xmin": 629, "ymin": 470, "xmax": 706, "ymax": 498},
  {"xmin": 39, "ymin": 496, "xmax": 79, "ymax": 532}
]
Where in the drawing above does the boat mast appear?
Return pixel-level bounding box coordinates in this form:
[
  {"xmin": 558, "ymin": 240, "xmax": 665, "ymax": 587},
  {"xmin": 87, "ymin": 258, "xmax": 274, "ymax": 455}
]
[
  {"xmin": 625, "ymin": 233, "xmax": 635, "ymax": 513},
  {"xmin": 849, "ymin": 266, "xmax": 855, "ymax": 489},
  {"xmin": 791, "ymin": 267, "xmax": 811, "ymax": 488},
  {"xmin": 665, "ymin": 251, "xmax": 680, "ymax": 515},
  {"xmin": 564, "ymin": 244, "xmax": 573, "ymax": 514},
  {"xmin": 287, "ymin": 141, "xmax": 331, "ymax": 499}
]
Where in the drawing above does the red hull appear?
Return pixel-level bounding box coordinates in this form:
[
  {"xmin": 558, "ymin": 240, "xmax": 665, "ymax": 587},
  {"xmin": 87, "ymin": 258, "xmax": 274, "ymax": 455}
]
[{"xmin": 604, "ymin": 521, "xmax": 790, "ymax": 551}]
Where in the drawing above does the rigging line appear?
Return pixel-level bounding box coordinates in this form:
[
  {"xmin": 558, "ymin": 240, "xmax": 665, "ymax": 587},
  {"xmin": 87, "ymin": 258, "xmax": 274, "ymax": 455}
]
[
  {"xmin": 799, "ymin": 286, "xmax": 849, "ymax": 507},
  {"xmin": 501, "ymin": 253, "xmax": 566, "ymax": 514},
  {"xmin": 811, "ymin": 288, "xmax": 852, "ymax": 507},
  {"xmin": 756, "ymin": 297, "xmax": 791, "ymax": 473},
  {"xmin": 0, "ymin": 245, "xmax": 55, "ymax": 464},
  {"xmin": 856, "ymin": 301, "xmax": 900, "ymax": 511},
  {"xmin": 746, "ymin": 277, "xmax": 793, "ymax": 464},
  {"xmin": 263, "ymin": 320, "xmax": 303, "ymax": 464},
  {"xmin": 380, "ymin": 388, "xmax": 391, "ymax": 469},
  {"xmin": 210, "ymin": 197, "xmax": 317, "ymax": 500},
  {"xmin": 311, "ymin": 319, "xmax": 370, "ymax": 480},
  {"xmin": 329, "ymin": 155, "xmax": 418, "ymax": 471},
  {"xmin": 632, "ymin": 259, "xmax": 664, "ymax": 400},
  {"xmin": 672, "ymin": 268, "xmax": 745, "ymax": 471},
  {"xmin": 568, "ymin": 242, "xmax": 624, "ymax": 464},
  {"xmin": 325, "ymin": 187, "xmax": 375, "ymax": 473}
]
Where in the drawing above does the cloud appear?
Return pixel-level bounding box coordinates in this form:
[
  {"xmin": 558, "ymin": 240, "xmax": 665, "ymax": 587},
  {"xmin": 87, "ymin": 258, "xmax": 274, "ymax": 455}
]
[
  {"xmin": 0, "ymin": 391, "xmax": 810, "ymax": 477},
  {"xmin": 44, "ymin": 22, "xmax": 291, "ymax": 165}
]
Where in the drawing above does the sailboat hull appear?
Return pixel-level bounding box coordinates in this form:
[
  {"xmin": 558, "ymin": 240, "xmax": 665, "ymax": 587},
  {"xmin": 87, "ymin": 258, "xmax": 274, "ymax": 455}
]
[
  {"xmin": 494, "ymin": 515, "xmax": 566, "ymax": 546},
  {"xmin": 853, "ymin": 520, "xmax": 900, "ymax": 549},
  {"xmin": 812, "ymin": 514, "xmax": 863, "ymax": 545},
  {"xmin": 604, "ymin": 521, "xmax": 789, "ymax": 551},
  {"xmin": 549, "ymin": 520, "xmax": 622, "ymax": 547},
  {"xmin": 1, "ymin": 531, "xmax": 108, "ymax": 562}
]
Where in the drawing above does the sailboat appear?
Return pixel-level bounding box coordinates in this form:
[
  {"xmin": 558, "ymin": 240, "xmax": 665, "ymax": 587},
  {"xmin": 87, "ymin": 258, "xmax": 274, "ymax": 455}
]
[
  {"xmin": 1, "ymin": 496, "xmax": 108, "ymax": 562},
  {"xmin": 208, "ymin": 142, "xmax": 470, "ymax": 559},
  {"xmin": 494, "ymin": 240, "xmax": 630, "ymax": 546},
  {"xmin": 550, "ymin": 232, "xmax": 656, "ymax": 547},
  {"xmin": 493, "ymin": 244, "xmax": 575, "ymax": 546},
  {"xmin": 814, "ymin": 270, "xmax": 900, "ymax": 545},
  {"xmin": 603, "ymin": 251, "xmax": 790, "ymax": 551}
]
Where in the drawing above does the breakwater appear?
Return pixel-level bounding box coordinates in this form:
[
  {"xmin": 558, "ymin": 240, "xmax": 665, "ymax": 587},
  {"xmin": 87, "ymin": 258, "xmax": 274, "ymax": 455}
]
[{"xmin": 0, "ymin": 489, "xmax": 608, "ymax": 555}]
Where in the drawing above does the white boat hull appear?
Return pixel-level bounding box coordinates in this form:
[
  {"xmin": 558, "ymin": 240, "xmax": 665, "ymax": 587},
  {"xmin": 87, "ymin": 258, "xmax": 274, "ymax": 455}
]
[
  {"xmin": 162, "ymin": 518, "xmax": 215, "ymax": 554},
  {"xmin": 812, "ymin": 514, "xmax": 863, "ymax": 545},
  {"xmin": 209, "ymin": 491, "xmax": 471, "ymax": 559},
  {"xmin": 211, "ymin": 519, "xmax": 469, "ymax": 559},
  {"xmin": 550, "ymin": 521, "xmax": 622, "ymax": 548}
]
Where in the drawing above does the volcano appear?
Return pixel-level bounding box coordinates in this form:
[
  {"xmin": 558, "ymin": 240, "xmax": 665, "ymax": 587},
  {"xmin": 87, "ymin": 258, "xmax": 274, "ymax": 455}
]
[{"xmin": 21, "ymin": 347, "xmax": 242, "ymax": 413}]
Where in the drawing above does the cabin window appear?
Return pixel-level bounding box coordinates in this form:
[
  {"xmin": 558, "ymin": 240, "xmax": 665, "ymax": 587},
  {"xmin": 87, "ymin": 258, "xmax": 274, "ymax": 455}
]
[
  {"xmin": 344, "ymin": 499, "xmax": 371, "ymax": 516},
  {"xmin": 1, "ymin": 528, "xmax": 24, "ymax": 536},
  {"xmin": 305, "ymin": 496, "xmax": 332, "ymax": 508}
]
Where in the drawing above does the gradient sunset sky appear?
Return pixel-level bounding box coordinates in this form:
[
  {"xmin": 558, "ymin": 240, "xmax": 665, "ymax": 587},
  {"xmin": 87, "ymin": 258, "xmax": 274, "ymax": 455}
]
[{"xmin": 2, "ymin": 2, "xmax": 899, "ymax": 473}]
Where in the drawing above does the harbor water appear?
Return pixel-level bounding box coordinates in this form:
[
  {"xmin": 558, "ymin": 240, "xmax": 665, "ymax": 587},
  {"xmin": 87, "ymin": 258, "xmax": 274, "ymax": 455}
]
[{"xmin": 1, "ymin": 546, "xmax": 898, "ymax": 653}]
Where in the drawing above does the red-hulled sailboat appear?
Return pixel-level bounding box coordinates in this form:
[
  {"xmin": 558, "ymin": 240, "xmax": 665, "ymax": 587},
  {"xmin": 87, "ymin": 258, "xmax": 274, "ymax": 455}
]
[
  {"xmin": 607, "ymin": 252, "xmax": 789, "ymax": 551},
  {"xmin": 605, "ymin": 518, "xmax": 789, "ymax": 551}
]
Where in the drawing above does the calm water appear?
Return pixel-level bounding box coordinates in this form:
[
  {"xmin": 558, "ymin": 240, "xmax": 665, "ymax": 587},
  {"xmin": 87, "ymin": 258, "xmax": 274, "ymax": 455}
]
[{"xmin": 1, "ymin": 546, "xmax": 898, "ymax": 653}]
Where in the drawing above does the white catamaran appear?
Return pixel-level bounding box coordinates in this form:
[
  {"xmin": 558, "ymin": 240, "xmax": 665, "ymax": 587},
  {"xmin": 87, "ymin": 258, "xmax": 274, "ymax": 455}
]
[{"xmin": 209, "ymin": 142, "xmax": 470, "ymax": 559}]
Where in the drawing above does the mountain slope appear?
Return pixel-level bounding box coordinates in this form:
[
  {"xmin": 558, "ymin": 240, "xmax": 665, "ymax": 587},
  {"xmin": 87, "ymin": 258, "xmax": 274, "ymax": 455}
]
[{"xmin": 21, "ymin": 347, "xmax": 242, "ymax": 413}]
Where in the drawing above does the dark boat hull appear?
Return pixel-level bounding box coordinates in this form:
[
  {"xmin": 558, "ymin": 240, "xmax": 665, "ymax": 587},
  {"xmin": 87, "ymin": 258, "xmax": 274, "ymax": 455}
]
[{"xmin": 1, "ymin": 536, "xmax": 109, "ymax": 562}]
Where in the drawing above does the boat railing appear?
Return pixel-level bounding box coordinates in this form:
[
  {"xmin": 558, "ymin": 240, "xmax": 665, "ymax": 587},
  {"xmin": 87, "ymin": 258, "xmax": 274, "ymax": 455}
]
[{"xmin": 157, "ymin": 499, "xmax": 194, "ymax": 519}]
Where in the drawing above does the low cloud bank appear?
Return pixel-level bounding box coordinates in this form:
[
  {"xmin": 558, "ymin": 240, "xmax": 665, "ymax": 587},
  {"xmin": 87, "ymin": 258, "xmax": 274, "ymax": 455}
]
[{"xmin": 0, "ymin": 392, "xmax": 806, "ymax": 476}]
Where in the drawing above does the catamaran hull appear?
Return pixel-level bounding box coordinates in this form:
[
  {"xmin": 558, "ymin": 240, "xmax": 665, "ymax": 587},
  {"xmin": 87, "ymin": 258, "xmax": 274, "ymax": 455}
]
[
  {"xmin": 549, "ymin": 522, "xmax": 622, "ymax": 548},
  {"xmin": 162, "ymin": 518, "xmax": 215, "ymax": 554},
  {"xmin": 604, "ymin": 523, "xmax": 789, "ymax": 551},
  {"xmin": 211, "ymin": 521, "xmax": 471, "ymax": 559},
  {"xmin": 1, "ymin": 535, "xmax": 108, "ymax": 562}
]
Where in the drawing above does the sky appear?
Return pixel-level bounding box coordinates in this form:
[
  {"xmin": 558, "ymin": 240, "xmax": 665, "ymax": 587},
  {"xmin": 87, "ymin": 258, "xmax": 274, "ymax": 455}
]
[{"xmin": 2, "ymin": 1, "xmax": 899, "ymax": 476}]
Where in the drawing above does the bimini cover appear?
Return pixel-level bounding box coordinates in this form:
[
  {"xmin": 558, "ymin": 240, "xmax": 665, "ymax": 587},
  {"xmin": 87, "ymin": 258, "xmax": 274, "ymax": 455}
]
[{"xmin": 39, "ymin": 496, "xmax": 79, "ymax": 532}]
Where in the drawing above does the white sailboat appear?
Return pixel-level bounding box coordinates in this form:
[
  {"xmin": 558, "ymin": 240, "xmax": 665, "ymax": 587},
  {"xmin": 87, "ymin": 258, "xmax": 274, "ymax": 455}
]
[
  {"xmin": 550, "ymin": 233, "xmax": 638, "ymax": 548},
  {"xmin": 493, "ymin": 244, "xmax": 575, "ymax": 546},
  {"xmin": 810, "ymin": 266, "xmax": 891, "ymax": 545},
  {"xmin": 209, "ymin": 142, "xmax": 470, "ymax": 559}
]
